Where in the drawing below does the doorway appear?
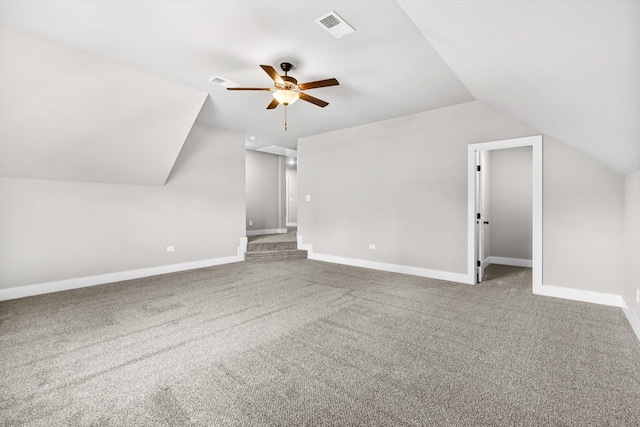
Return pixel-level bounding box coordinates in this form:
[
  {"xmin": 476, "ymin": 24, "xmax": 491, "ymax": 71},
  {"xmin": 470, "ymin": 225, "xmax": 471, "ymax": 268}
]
[
  {"xmin": 467, "ymin": 135, "xmax": 542, "ymax": 292},
  {"xmin": 285, "ymin": 158, "xmax": 298, "ymax": 227}
]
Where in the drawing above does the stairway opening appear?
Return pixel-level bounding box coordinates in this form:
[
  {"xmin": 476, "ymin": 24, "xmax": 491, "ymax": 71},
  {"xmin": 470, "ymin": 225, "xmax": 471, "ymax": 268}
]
[{"xmin": 245, "ymin": 227, "xmax": 307, "ymax": 262}]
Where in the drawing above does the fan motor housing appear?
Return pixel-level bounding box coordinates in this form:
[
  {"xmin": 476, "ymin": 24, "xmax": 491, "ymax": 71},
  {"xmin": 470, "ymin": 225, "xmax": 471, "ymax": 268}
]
[{"xmin": 281, "ymin": 75, "xmax": 298, "ymax": 86}]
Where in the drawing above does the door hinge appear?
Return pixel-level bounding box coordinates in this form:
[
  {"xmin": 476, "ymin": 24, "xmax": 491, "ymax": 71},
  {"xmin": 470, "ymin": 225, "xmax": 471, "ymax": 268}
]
[
  {"xmin": 477, "ymin": 261, "xmax": 481, "ymax": 267},
  {"xmin": 477, "ymin": 165, "xmax": 481, "ymax": 172},
  {"xmin": 477, "ymin": 213, "xmax": 481, "ymax": 220}
]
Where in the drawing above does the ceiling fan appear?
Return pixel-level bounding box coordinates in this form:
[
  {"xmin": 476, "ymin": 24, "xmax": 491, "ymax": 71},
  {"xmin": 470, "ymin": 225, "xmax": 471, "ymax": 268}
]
[{"xmin": 227, "ymin": 62, "xmax": 339, "ymax": 130}]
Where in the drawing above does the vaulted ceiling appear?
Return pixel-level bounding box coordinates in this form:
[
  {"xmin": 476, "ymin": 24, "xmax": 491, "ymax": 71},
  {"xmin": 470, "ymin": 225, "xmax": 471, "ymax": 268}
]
[
  {"xmin": 398, "ymin": 0, "xmax": 640, "ymax": 175},
  {"xmin": 0, "ymin": 29, "xmax": 206, "ymax": 186},
  {"xmin": 1, "ymin": 1, "xmax": 638, "ymax": 185}
]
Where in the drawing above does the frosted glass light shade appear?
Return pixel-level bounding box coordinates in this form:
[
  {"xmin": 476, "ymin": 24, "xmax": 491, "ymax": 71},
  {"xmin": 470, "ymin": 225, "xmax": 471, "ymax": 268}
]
[{"xmin": 273, "ymin": 90, "xmax": 299, "ymax": 105}]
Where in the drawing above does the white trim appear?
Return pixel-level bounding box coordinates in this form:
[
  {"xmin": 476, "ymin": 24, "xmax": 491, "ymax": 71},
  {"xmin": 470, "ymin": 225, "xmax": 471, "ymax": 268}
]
[
  {"xmin": 0, "ymin": 256, "xmax": 240, "ymax": 301},
  {"xmin": 467, "ymin": 146, "xmax": 476, "ymax": 284},
  {"xmin": 0, "ymin": 238, "xmax": 247, "ymax": 301},
  {"xmin": 490, "ymin": 256, "xmax": 532, "ymax": 268},
  {"xmin": 310, "ymin": 253, "xmax": 471, "ymax": 284},
  {"xmin": 246, "ymin": 228, "xmax": 288, "ymax": 236},
  {"xmin": 481, "ymin": 257, "xmax": 491, "ymax": 269},
  {"xmin": 622, "ymin": 297, "xmax": 640, "ymax": 343},
  {"xmin": 468, "ymin": 135, "xmax": 543, "ymax": 290},
  {"xmin": 297, "ymin": 235, "xmax": 471, "ymax": 284},
  {"xmin": 286, "ymin": 222, "xmax": 298, "ymax": 226},
  {"xmin": 237, "ymin": 237, "xmax": 248, "ymax": 257},
  {"xmin": 285, "ymin": 174, "xmax": 289, "ymax": 225},
  {"xmin": 533, "ymin": 284, "xmax": 623, "ymax": 307},
  {"xmin": 297, "ymin": 234, "xmax": 313, "ymax": 252}
]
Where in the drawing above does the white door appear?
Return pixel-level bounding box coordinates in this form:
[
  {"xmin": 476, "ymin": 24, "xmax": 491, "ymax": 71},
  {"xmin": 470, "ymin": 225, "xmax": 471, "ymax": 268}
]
[{"xmin": 476, "ymin": 151, "xmax": 489, "ymax": 283}]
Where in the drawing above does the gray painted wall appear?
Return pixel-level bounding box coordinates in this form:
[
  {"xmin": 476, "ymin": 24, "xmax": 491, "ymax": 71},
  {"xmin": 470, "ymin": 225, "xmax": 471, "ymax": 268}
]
[
  {"xmin": 543, "ymin": 137, "xmax": 624, "ymax": 294},
  {"xmin": 488, "ymin": 146, "xmax": 533, "ymax": 260},
  {"xmin": 287, "ymin": 169, "xmax": 298, "ymax": 224},
  {"xmin": 298, "ymin": 101, "xmax": 625, "ymax": 295},
  {"xmin": 299, "ymin": 101, "xmax": 538, "ymax": 274},
  {"xmin": 245, "ymin": 150, "xmax": 285, "ymax": 233},
  {"xmin": 0, "ymin": 122, "xmax": 246, "ymax": 290},
  {"xmin": 624, "ymin": 170, "xmax": 640, "ymax": 320}
]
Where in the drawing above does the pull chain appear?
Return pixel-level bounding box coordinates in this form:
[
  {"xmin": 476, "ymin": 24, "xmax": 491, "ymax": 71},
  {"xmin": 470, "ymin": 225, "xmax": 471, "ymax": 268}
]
[{"xmin": 284, "ymin": 104, "xmax": 288, "ymax": 131}]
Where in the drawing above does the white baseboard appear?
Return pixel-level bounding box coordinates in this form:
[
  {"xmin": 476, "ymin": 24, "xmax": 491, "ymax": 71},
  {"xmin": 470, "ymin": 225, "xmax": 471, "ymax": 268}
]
[
  {"xmin": 297, "ymin": 235, "xmax": 472, "ymax": 284},
  {"xmin": 246, "ymin": 228, "xmax": 288, "ymax": 236},
  {"xmin": 622, "ymin": 296, "xmax": 640, "ymax": 343},
  {"xmin": 286, "ymin": 222, "xmax": 298, "ymax": 226},
  {"xmin": 533, "ymin": 283, "xmax": 623, "ymax": 307},
  {"xmin": 490, "ymin": 256, "xmax": 532, "ymax": 268},
  {"xmin": 0, "ymin": 238, "xmax": 247, "ymax": 301}
]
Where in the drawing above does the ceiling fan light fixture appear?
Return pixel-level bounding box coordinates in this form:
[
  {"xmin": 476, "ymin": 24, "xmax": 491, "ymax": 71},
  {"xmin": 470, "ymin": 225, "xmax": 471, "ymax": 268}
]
[{"xmin": 273, "ymin": 89, "xmax": 299, "ymax": 105}]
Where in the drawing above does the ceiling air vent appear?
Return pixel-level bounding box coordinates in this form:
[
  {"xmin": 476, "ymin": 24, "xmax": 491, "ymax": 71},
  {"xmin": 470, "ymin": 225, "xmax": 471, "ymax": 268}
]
[
  {"xmin": 315, "ymin": 11, "xmax": 355, "ymax": 39},
  {"xmin": 208, "ymin": 76, "xmax": 239, "ymax": 88}
]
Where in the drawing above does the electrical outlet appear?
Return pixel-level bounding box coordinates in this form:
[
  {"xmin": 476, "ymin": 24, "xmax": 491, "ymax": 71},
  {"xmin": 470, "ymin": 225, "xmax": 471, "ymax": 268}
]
[
  {"xmin": 636, "ymin": 288, "xmax": 639, "ymax": 304},
  {"xmin": 369, "ymin": 244, "xmax": 376, "ymax": 250},
  {"xmin": 249, "ymin": 220, "xmax": 253, "ymax": 226},
  {"xmin": 166, "ymin": 246, "xmax": 175, "ymax": 252}
]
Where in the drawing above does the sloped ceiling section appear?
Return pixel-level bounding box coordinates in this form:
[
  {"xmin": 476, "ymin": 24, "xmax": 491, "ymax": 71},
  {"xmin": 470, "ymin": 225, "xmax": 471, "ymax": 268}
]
[
  {"xmin": 0, "ymin": 29, "xmax": 207, "ymax": 186},
  {"xmin": 0, "ymin": 0, "xmax": 473, "ymax": 153},
  {"xmin": 399, "ymin": 1, "xmax": 640, "ymax": 174}
]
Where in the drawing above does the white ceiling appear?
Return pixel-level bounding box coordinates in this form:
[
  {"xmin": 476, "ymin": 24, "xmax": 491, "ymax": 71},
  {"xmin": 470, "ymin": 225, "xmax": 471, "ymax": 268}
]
[
  {"xmin": 0, "ymin": 29, "xmax": 206, "ymax": 185},
  {"xmin": 0, "ymin": 0, "xmax": 638, "ymax": 183},
  {"xmin": 0, "ymin": 1, "xmax": 471, "ymax": 152},
  {"xmin": 399, "ymin": 0, "xmax": 640, "ymax": 174}
]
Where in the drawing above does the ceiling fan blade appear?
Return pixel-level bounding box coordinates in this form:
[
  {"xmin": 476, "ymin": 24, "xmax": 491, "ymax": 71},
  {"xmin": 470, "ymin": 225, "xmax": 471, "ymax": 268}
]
[
  {"xmin": 299, "ymin": 78, "xmax": 339, "ymax": 91},
  {"xmin": 266, "ymin": 98, "xmax": 279, "ymax": 109},
  {"xmin": 227, "ymin": 87, "xmax": 272, "ymax": 91},
  {"xmin": 260, "ymin": 65, "xmax": 284, "ymax": 84},
  {"xmin": 299, "ymin": 92, "xmax": 329, "ymax": 108}
]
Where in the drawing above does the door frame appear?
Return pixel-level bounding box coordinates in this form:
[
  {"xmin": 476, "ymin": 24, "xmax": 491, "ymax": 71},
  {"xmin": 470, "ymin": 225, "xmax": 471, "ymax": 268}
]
[
  {"xmin": 475, "ymin": 150, "xmax": 488, "ymax": 283},
  {"xmin": 285, "ymin": 173, "xmax": 290, "ymax": 225},
  {"xmin": 466, "ymin": 135, "xmax": 543, "ymax": 291}
]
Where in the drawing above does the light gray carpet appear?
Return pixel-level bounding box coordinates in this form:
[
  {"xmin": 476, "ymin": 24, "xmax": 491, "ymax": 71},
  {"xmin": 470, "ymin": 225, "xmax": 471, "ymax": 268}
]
[
  {"xmin": 247, "ymin": 227, "xmax": 298, "ymax": 244},
  {"xmin": 1, "ymin": 261, "xmax": 638, "ymax": 426},
  {"xmin": 246, "ymin": 228, "xmax": 306, "ymax": 261}
]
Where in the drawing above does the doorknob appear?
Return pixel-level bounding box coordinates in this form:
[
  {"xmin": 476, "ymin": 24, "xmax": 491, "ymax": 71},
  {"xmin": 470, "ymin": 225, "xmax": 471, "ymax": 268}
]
[{"xmin": 483, "ymin": 221, "xmax": 490, "ymax": 224}]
